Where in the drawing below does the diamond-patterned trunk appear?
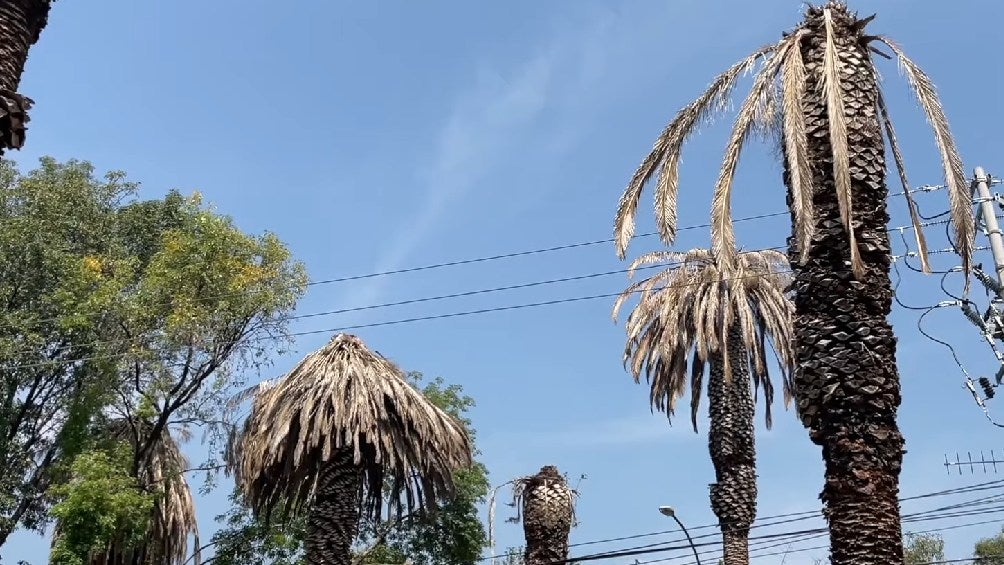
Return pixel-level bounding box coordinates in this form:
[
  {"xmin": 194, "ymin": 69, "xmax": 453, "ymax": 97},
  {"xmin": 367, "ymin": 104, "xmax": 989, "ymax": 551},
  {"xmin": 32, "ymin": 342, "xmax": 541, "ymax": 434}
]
[
  {"xmin": 0, "ymin": 0, "xmax": 49, "ymax": 151},
  {"xmin": 708, "ymin": 326, "xmax": 756, "ymax": 565},
  {"xmin": 521, "ymin": 466, "xmax": 574, "ymax": 565},
  {"xmin": 304, "ymin": 448, "xmax": 364, "ymax": 565},
  {"xmin": 784, "ymin": 3, "xmax": 905, "ymax": 563}
]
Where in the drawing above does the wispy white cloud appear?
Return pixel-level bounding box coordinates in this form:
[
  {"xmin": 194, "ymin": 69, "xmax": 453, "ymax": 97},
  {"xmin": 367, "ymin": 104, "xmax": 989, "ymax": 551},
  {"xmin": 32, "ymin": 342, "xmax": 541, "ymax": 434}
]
[{"xmin": 332, "ymin": 5, "xmax": 680, "ymax": 321}]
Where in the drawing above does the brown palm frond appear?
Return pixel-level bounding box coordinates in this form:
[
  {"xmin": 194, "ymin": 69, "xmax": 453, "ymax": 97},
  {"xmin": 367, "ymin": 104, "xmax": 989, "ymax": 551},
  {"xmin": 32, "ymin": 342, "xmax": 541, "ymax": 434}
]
[
  {"xmin": 614, "ymin": 44, "xmax": 778, "ymax": 258},
  {"xmin": 614, "ymin": 248, "xmax": 795, "ymax": 431},
  {"xmin": 876, "ymin": 89, "xmax": 930, "ymax": 273},
  {"xmin": 876, "ymin": 35, "xmax": 974, "ymax": 284},
  {"xmin": 822, "ymin": 7, "xmax": 862, "ymax": 278},
  {"xmin": 710, "ymin": 36, "xmax": 798, "ymax": 269},
  {"xmin": 105, "ymin": 419, "xmax": 200, "ymax": 565},
  {"xmin": 231, "ymin": 333, "xmax": 474, "ymax": 524},
  {"xmin": 780, "ymin": 31, "xmax": 814, "ymax": 264}
]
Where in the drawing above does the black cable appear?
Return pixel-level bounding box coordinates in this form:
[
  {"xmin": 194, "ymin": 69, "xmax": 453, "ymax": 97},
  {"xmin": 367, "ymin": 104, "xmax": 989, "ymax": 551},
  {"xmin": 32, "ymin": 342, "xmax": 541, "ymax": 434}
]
[
  {"xmin": 7, "ymin": 197, "xmax": 968, "ymax": 334},
  {"xmin": 917, "ymin": 305, "xmax": 970, "ymax": 378},
  {"xmin": 479, "ymin": 479, "xmax": 1004, "ymax": 563}
]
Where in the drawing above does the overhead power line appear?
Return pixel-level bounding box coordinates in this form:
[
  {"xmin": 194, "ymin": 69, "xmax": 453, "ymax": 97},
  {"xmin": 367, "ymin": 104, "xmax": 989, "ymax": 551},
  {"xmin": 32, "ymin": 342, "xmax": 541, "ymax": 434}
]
[
  {"xmin": 4, "ymin": 240, "xmax": 990, "ymax": 371},
  {"xmin": 476, "ymin": 479, "xmax": 1004, "ymax": 564},
  {"xmin": 6, "ymin": 183, "xmax": 962, "ymax": 335}
]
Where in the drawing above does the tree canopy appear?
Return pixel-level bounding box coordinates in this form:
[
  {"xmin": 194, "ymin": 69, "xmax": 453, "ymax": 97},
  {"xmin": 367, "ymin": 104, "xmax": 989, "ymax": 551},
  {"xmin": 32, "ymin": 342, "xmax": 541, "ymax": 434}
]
[{"xmin": 0, "ymin": 156, "xmax": 307, "ymax": 552}]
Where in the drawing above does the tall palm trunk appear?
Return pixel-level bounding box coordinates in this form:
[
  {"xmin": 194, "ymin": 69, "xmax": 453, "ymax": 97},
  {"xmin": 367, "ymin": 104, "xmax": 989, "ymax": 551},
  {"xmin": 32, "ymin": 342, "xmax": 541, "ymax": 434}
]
[
  {"xmin": 521, "ymin": 466, "xmax": 574, "ymax": 565},
  {"xmin": 0, "ymin": 0, "xmax": 50, "ymax": 151},
  {"xmin": 304, "ymin": 449, "xmax": 364, "ymax": 565},
  {"xmin": 785, "ymin": 4, "xmax": 905, "ymax": 563},
  {"xmin": 707, "ymin": 327, "xmax": 756, "ymax": 565}
]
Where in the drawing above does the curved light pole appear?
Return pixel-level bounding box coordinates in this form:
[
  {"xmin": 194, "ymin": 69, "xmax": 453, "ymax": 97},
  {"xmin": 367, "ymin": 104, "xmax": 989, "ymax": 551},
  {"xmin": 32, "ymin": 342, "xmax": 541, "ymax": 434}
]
[{"xmin": 658, "ymin": 506, "xmax": 702, "ymax": 565}]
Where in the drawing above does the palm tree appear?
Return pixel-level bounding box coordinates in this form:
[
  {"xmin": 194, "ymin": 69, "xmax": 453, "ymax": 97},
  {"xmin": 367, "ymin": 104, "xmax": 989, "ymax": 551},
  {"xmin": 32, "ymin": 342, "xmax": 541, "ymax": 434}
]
[
  {"xmin": 613, "ymin": 248, "xmax": 794, "ymax": 565},
  {"xmin": 52, "ymin": 419, "xmax": 200, "ymax": 565},
  {"xmin": 612, "ymin": 2, "xmax": 974, "ymax": 562},
  {"xmin": 0, "ymin": 0, "xmax": 52, "ymax": 151},
  {"xmin": 229, "ymin": 333, "xmax": 474, "ymax": 565},
  {"xmin": 512, "ymin": 466, "xmax": 577, "ymax": 565}
]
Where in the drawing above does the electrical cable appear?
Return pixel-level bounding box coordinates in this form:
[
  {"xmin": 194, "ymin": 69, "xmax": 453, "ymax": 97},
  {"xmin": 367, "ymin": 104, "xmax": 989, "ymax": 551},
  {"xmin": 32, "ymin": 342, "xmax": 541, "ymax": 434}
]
[
  {"xmin": 478, "ymin": 479, "xmax": 1004, "ymax": 563},
  {"xmin": 4, "ymin": 187, "xmax": 962, "ymax": 334},
  {"xmin": 5, "ymin": 217, "xmax": 986, "ymax": 366}
]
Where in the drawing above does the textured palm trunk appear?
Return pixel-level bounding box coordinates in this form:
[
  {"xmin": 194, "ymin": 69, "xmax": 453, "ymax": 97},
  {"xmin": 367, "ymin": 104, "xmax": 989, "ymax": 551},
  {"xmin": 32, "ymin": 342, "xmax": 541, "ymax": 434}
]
[
  {"xmin": 304, "ymin": 448, "xmax": 364, "ymax": 565},
  {"xmin": 707, "ymin": 327, "xmax": 756, "ymax": 565},
  {"xmin": 521, "ymin": 466, "xmax": 574, "ymax": 565},
  {"xmin": 784, "ymin": 4, "xmax": 905, "ymax": 563},
  {"xmin": 0, "ymin": 0, "xmax": 50, "ymax": 151}
]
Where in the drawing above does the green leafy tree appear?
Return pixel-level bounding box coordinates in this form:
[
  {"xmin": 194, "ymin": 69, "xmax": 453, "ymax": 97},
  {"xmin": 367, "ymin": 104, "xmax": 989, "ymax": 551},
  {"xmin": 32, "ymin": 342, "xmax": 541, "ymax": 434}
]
[
  {"xmin": 0, "ymin": 157, "xmax": 307, "ymax": 550},
  {"xmin": 903, "ymin": 532, "xmax": 944, "ymax": 564},
  {"xmin": 48, "ymin": 445, "xmax": 155, "ymax": 565},
  {"xmin": 212, "ymin": 371, "xmax": 489, "ymax": 565},
  {"xmin": 975, "ymin": 526, "xmax": 1004, "ymax": 564}
]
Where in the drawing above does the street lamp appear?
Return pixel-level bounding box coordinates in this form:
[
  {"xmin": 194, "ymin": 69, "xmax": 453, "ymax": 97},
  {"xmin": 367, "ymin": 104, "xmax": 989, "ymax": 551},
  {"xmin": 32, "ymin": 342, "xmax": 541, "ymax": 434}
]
[{"xmin": 658, "ymin": 506, "xmax": 702, "ymax": 565}]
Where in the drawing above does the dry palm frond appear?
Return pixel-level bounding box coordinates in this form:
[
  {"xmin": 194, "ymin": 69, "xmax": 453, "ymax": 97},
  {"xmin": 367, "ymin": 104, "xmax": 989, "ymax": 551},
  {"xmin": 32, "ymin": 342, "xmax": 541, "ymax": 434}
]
[
  {"xmin": 615, "ymin": 2, "xmax": 974, "ymax": 283},
  {"xmin": 822, "ymin": 7, "xmax": 862, "ymax": 277},
  {"xmin": 613, "ymin": 248, "xmax": 795, "ymax": 431},
  {"xmin": 105, "ymin": 419, "xmax": 200, "ymax": 565},
  {"xmin": 53, "ymin": 419, "xmax": 200, "ymax": 565},
  {"xmin": 876, "ymin": 88, "xmax": 930, "ymax": 273},
  {"xmin": 614, "ymin": 44, "xmax": 778, "ymax": 259},
  {"xmin": 230, "ymin": 333, "xmax": 474, "ymax": 524},
  {"xmin": 711, "ymin": 36, "xmax": 798, "ymax": 270},
  {"xmin": 876, "ymin": 35, "xmax": 973, "ymax": 284}
]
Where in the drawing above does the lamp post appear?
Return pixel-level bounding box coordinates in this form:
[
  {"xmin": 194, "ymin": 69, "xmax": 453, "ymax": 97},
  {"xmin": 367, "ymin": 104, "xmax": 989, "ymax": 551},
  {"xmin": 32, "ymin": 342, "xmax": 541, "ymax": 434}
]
[{"xmin": 658, "ymin": 506, "xmax": 702, "ymax": 565}]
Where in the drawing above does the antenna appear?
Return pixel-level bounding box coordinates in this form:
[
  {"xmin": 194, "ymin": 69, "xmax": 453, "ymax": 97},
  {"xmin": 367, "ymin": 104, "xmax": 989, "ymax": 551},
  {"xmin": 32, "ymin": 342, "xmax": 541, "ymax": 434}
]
[{"xmin": 943, "ymin": 450, "xmax": 1004, "ymax": 475}]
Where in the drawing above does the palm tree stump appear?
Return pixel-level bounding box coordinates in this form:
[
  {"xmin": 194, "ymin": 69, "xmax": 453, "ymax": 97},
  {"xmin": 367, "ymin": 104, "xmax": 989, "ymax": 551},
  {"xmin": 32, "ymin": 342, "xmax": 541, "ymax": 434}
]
[{"xmin": 514, "ymin": 466, "xmax": 576, "ymax": 565}]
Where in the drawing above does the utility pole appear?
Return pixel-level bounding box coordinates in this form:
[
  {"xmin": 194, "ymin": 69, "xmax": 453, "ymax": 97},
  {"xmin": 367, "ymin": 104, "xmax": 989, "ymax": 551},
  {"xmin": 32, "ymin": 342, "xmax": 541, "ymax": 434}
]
[
  {"xmin": 955, "ymin": 168, "xmax": 1004, "ymax": 424},
  {"xmin": 973, "ymin": 166, "xmax": 1004, "ymax": 287}
]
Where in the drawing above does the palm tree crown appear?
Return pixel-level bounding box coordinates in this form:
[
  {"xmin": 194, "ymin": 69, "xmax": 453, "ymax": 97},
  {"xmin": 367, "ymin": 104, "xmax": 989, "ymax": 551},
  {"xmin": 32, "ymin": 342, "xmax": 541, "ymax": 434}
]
[
  {"xmin": 612, "ymin": 0, "xmax": 973, "ymax": 280},
  {"xmin": 613, "ymin": 248, "xmax": 795, "ymax": 429},
  {"xmin": 230, "ymin": 333, "xmax": 474, "ymax": 523}
]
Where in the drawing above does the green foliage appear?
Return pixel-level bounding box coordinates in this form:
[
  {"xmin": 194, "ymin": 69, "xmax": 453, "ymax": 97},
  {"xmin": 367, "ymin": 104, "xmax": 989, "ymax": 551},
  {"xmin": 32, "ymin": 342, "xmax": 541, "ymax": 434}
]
[
  {"xmin": 975, "ymin": 526, "xmax": 1004, "ymax": 564},
  {"xmin": 48, "ymin": 445, "xmax": 155, "ymax": 565},
  {"xmin": 903, "ymin": 532, "xmax": 945, "ymax": 564},
  {"xmin": 212, "ymin": 372, "xmax": 489, "ymax": 565},
  {"xmin": 209, "ymin": 488, "xmax": 306, "ymax": 565},
  {"xmin": 0, "ymin": 157, "xmax": 307, "ymax": 545}
]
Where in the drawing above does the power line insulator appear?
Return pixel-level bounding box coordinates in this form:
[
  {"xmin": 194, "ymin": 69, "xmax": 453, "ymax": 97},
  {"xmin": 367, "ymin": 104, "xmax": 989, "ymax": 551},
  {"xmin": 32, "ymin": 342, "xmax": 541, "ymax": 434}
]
[{"xmin": 980, "ymin": 376, "xmax": 996, "ymax": 399}]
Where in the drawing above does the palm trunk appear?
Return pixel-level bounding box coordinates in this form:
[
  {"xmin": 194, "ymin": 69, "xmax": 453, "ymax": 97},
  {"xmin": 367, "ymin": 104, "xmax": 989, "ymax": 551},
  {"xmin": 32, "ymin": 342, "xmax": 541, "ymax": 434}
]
[
  {"xmin": 304, "ymin": 448, "xmax": 364, "ymax": 565},
  {"xmin": 707, "ymin": 326, "xmax": 756, "ymax": 565},
  {"xmin": 521, "ymin": 466, "xmax": 574, "ymax": 565},
  {"xmin": 785, "ymin": 4, "xmax": 905, "ymax": 563},
  {"xmin": 0, "ymin": 0, "xmax": 50, "ymax": 151}
]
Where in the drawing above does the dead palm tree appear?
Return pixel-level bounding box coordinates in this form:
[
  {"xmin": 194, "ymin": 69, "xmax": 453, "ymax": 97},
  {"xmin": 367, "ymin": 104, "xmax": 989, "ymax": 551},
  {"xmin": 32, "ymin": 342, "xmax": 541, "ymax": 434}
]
[
  {"xmin": 511, "ymin": 466, "xmax": 577, "ymax": 565},
  {"xmin": 612, "ymin": 2, "xmax": 974, "ymax": 562},
  {"xmin": 52, "ymin": 419, "xmax": 200, "ymax": 565},
  {"xmin": 229, "ymin": 333, "xmax": 474, "ymax": 565},
  {"xmin": 613, "ymin": 248, "xmax": 793, "ymax": 565},
  {"xmin": 0, "ymin": 0, "xmax": 51, "ymax": 151}
]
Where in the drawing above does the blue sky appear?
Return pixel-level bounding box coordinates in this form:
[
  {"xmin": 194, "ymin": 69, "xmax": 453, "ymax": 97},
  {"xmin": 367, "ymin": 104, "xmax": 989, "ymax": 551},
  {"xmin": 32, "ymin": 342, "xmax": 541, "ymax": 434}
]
[{"xmin": 6, "ymin": 0, "xmax": 1004, "ymax": 563}]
